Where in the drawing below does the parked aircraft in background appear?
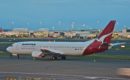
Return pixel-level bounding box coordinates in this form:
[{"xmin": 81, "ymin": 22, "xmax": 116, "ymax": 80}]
[{"xmin": 6, "ymin": 20, "xmax": 124, "ymax": 60}]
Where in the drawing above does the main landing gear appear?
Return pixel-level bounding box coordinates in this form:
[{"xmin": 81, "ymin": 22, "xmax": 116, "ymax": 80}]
[
  {"xmin": 17, "ymin": 54, "xmax": 20, "ymax": 59},
  {"xmin": 49, "ymin": 55, "xmax": 66, "ymax": 60},
  {"xmin": 61, "ymin": 55, "xmax": 66, "ymax": 60}
]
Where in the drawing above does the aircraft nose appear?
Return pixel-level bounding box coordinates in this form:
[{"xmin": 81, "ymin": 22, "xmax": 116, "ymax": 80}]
[{"xmin": 6, "ymin": 47, "xmax": 12, "ymax": 53}]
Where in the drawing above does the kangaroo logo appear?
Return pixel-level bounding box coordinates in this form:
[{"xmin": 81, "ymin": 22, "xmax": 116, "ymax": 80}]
[{"xmin": 96, "ymin": 32, "xmax": 112, "ymax": 44}]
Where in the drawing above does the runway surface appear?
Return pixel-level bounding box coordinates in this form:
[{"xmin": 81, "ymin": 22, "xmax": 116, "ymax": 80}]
[
  {"xmin": 0, "ymin": 58, "xmax": 130, "ymax": 80},
  {"xmin": 0, "ymin": 38, "xmax": 130, "ymax": 80}
]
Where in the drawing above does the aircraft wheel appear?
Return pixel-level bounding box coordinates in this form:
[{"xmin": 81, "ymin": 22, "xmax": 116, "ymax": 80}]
[
  {"xmin": 53, "ymin": 56, "xmax": 58, "ymax": 60},
  {"xmin": 50, "ymin": 56, "xmax": 58, "ymax": 60},
  {"xmin": 61, "ymin": 56, "xmax": 66, "ymax": 60}
]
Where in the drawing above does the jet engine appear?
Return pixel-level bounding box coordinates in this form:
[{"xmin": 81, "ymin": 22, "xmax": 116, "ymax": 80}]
[{"xmin": 32, "ymin": 51, "xmax": 45, "ymax": 58}]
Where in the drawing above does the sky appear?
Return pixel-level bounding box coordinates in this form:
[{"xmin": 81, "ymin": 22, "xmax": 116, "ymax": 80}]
[{"xmin": 0, "ymin": 0, "xmax": 130, "ymax": 31}]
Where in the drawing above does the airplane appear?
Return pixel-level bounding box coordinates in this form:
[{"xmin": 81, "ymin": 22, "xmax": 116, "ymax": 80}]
[{"xmin": 6, "ymin": 20, "xmax": 124, "ymax": 60}]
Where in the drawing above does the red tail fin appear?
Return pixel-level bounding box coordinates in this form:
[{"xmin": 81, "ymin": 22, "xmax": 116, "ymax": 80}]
[
  {"xmin": 82, "ymin": 20, "xmax": 116, "ymax": 55},
  {"xmin": 98, "ymin": 20, "xmax": 116, "ymax": 44}
]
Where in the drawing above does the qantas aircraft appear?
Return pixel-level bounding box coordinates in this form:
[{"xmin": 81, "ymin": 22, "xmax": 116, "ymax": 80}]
[{"xmin": 6, "ymin": 20, "xmax": 123, "ymax": 60}]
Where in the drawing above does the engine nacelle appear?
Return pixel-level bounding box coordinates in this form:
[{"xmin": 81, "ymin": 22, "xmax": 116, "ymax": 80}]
[{"xmin": 32, "ymin": 51, "xmax": 45, "ymax": 58}]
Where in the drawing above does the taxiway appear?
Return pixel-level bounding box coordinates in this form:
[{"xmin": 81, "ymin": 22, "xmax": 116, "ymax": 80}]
[{"xmin": 0, "ymin": 58, "xmax": 129, "ymax": 80}]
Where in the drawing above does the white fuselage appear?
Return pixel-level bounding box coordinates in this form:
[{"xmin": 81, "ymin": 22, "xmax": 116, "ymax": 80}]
[
  {"xmin": 6, "ymin": 20, "xmax": 116, "ymax": 58},
  {"xmin": 7, "ymin": 40, "xmax": 95, "ymax": 56}
]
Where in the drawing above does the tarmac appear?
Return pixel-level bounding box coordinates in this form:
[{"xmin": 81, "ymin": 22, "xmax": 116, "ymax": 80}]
[
  {"xmin": 0, "ymin": 57, "xmax": 130, "ymax": 80},
  {"xmin": 0, "ymin": 38, "xmax": 130, "ymax": 80}
]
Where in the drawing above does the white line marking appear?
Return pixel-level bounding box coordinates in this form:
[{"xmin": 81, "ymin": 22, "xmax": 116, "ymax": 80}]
[
  {"xmin": 0, "ymin": 61, "xmax": 39, "ymax": 67},
  {"xmin": 0, "ymin": 71, "xmax": 128, "ymax": 80}
]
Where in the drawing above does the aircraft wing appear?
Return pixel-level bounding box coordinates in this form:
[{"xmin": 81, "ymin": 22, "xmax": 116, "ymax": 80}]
[
  {"xmin": 110, "ymin": 42, "xmax": 126, "ymax": 47},
  {"xmin": 40, "ymin": 48, "xmax": 64, "ymax": 56},
  {"xmin": 32, "ymin": 48, "xmax": 64, "ymax": 58},
  {"xmin": 108, "ymin": 42, "xmax": 126, "ymax": 49}
]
